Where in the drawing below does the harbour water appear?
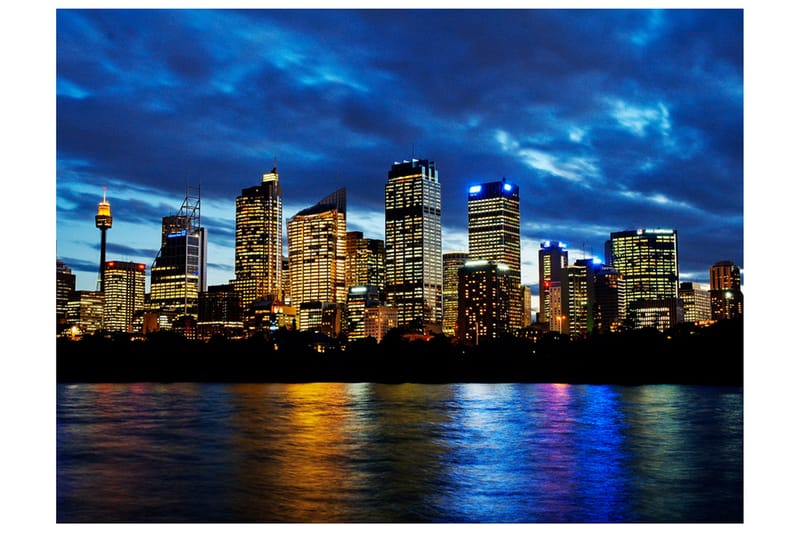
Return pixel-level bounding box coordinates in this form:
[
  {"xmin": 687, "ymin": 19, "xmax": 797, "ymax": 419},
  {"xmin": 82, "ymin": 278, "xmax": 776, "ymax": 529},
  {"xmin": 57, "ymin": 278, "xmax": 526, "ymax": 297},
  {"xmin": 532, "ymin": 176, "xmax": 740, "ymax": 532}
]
[{"xmin": 56, "ymin": 382, "xmax": 742, "ymax": 523}]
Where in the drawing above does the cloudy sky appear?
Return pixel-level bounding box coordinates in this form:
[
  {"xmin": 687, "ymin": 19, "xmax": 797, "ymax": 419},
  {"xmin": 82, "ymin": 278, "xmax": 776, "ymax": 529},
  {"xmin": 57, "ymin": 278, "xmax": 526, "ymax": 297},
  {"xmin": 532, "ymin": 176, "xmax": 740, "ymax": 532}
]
[{"xmin": 55, "ymin": 8, "xmax": 744, "ymax": 305}]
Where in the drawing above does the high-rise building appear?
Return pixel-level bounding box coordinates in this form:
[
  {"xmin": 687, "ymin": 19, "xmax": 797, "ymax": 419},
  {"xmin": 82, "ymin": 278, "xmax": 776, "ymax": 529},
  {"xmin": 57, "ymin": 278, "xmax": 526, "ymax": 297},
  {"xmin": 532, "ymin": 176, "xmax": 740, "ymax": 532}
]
[
  {"xmin": 385, "ymin": 159, "xmax": 443, "ymax": 328},
  {"xmin": 467, "ymin": 179, "xmax": 522, "ymax": 330},
  {"xmin": 234, "ymin": 165, "xmax": 284, "ymax": 309},
  {"xmin": 95, "ymin": 187, "xmax": 113, "ymax": 292},
  {"xmin": 150, "ymin": 187, "xmax": 207, "ymax": 320},
  {"xmin": 66, "ymin": 291, "xmax": 104, "ymax": 337},
  {"xmin": 607, "ymin": 229, "xmax": 679, "ymax": 321},
  {"xmin": 364, "ymin": 305, "xmax": 398, "ymax": 343},
  {"xmin": 197, "ymin": 284, "xmax": 244, "ymax": 340},
  {"xmin": 456, "ymin": 260, "xmax": 515, "ymax": 345},
  {"xmin": 103, "ymin": 261, "xmax": 146, "ymax": 333},
  {"xmin": 591, "ymin": 263, "xmax": 622, "ymax": 333},
  {"xmin": 442, "ymin": 251, "xmax": 469, "ymax": 336},
  {"xmin": 566, "ymin": 261, "xmax": 590, "ymax": 340},
  {"xmin": 287, "ymin": 188, "xmax": 347, "ymax": 332},
  {"xmin": 679, "ymin": 282, "xmax": 712, "ymax": 323},
  {"xmin": 548, "ymin": 281, "xmax": 566, "ymax": 334},
  {"xmin": 57, "ymin": 259, "xmax": 76, "ymax": 332},
  {"xmin": 346, "ymin": 285, "xmax": 381, "ymax": 341},
  {"xmin": 709, "ymin": 260, "xmax": 743, "ymax": 320},
  {"xmin": 345, "ymin": 231, "xmax": 386, "ymax": 296},
  {"xmin": 538, "ymin": 241, "xmax": 568, "ymax": 327}
]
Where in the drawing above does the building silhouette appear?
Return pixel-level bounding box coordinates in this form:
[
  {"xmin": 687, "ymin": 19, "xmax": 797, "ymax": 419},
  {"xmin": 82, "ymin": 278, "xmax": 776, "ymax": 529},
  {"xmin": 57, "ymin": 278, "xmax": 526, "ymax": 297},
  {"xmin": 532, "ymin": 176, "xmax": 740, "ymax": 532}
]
[
  {"xmin": 709, "ymin": 260, "xmax": 743, "ymax": 320},
  {"xmin": 94, "ymin": 188, "xmax": 113, "ymax": 292},
  {"xmin": 384, "ymin": 159, "xmax": 443, "ymax": 329},
  {"xmin": 103, "ymin": 261, "xmax": 146, "ymax": 333},
  {"xmin": 607, "ymin": 229, "xmax": 679, "ymax": 324},
  {"xmin": 150, "ymin": 187, "xmax": 207, "ymax": 322},
  {"xmin": 234, "ymin": 164, "xmax": 284, "ymax": 309},
  {"xmin": 442, "ymin": 251, "xmax": 469, "ymax": 336},
  {"xmin": 456, "ymin": 260, "xmax": 514, "ymax": 345},
  {"xmin": 287, "ymin": 188, "xmax": 347, "ymax": 332},
  {"xmin": 538, "ymin": 241, "xmax": 568, "ymax": 327},
  {"xmin": 467, "ymin": 179, "xmax": 523, "ymax": 330}
]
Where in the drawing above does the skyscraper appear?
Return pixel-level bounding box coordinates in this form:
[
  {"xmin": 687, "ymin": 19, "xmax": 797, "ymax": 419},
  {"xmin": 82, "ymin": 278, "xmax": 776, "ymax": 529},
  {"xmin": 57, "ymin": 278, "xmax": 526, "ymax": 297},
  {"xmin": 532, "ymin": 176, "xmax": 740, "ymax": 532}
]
[
  {"xmin": 95, "ymin": 187, "xmax": 112, "ymax": 292},
  {"xmin": 680, "ymin": 281, "xmax": 712, "ymax": 323},
  {"xmin": 442, "ymin": 251, "xmax": 469, "ymax": 336},
  {"xmin": 538, "ymin": 241, "xmax": 568, "ymax": 326},
  {"xmin": 456, "ymin": 260, "xmax": 515, "ymax": 345},
  {"xmin": 566, "ymin": 261, "xmax": 590, "ymax": 340},
  {"xmin": 467, "ymin": 179, "xmax": 522, "ymax": 330},
  {"xmin": 287, "ymin": 188, "xmax": 347, "ymax": 332},
  {"xmin": 709, "ymin": 260, "xmax": 743, "ymax": 320},
  {"xmin": 234, "ymin": 165, "xmax": 283, "ymax": 309},
  {"xmin": 103, "ymin": 261, "xmax": 146, "ymax": 333},
  {"xmin": 607, "ymin": 229, "xmax": 679, "ymax": 320},
  {"xmin": 345, "ymin": 231, "xmax": 386, "ymax": 296},
  {"xmin": 385, "ymin": 159, "xmax": 443, "ymax": 328},
  {"xmin": 150, "ymin": 187, "xmax": 207, "ymax": 320},
  {"xmin": 57, "ymin": 259, "xmax": 76, "ymax": 332}
]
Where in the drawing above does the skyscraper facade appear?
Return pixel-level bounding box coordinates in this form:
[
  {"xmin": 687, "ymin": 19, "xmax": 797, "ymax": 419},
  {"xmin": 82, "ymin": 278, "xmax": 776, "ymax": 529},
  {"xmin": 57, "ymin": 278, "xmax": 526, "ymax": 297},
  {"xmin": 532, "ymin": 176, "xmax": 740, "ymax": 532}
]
[
  {"xmin": 538, "ymin": 241, "xmax": 568, "ymax": 327},
  {"xmin": 467, "ymin": 179, "xmax": 522, "ymax": 330},
  {"xmin": 234, "ymin": 165, "xmax": 284, "ymax": 309},
  {"xmin": 442, "ymin": 251, "xmax": 469, "ymax": 336},
  {"xmin": 456, "ymin": 260, "xmax": 515, "ymax": 345},
  {"xmin": 566, "ymin": 261, "xmax": 590, "ymax": 340},
  {"xmin": 287, "ymin": 188, "xmax": 347, "ymax": 332},
  {"xmin": 345, "ymin": 231, "xmax": 386, "ymax": 296},
  {"xmin": 103, "ymin": 261, "xmax": 146, "ymax": 333},
  {"xmin": 150, "ymin": 188, "xmax": 207, "ymax": 320},
  {"xmin": 57, "ymin": 259, "xmax": 76, "ymax": 332},
  {"xmin": 709, "ymin": 260, "xmax": 743, "ymax": 320},
  {"xmin": 345, "ymin": 285, "xmax": 381, "ymax": 341},
  {"xmin": 384, "ymin": 159, "xmax": 443, "ymax": 328},
  {"xmin": 679, "ymin": 282, "xmax": 712, "ymax": 323},
  {"xmin": 607, "ymin": 229, "xmax": 679, "ymax": 319}
]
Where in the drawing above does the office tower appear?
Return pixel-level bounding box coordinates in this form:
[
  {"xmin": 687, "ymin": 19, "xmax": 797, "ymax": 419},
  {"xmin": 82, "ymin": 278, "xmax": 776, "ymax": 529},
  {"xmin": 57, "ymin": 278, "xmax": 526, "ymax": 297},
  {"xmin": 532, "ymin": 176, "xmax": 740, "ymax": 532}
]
[
  {"xmin": 345, "ymin": 231, "xmax": 386, "ymax": 295},
  {"xmin": 592, "ymin": 264, "xmax": 622, "ymax": 333},
  {"xmin": 281, "ymin": 256, "xmax": 291, "ymax": 305},
  {"xmin": 385, "ymin": 159, "xmax": 443, "ymax": 328},
  {"xmin": 456, "ymin": 260, "xmax": 515, "ymax": 345},
  {"xmin": 364, "ymin": 305, "xmax": 398, "ymax": 343},
  {"xmin": 287, "ymin": 188, "xmax": 347, "ymax": 332},
  {"xmin": 538, "ymin": 241, "xmax": 568, "ymax": 326},
  {"xmin": 680, "ymin": 282, "xmax": 712, "ymax": 323},
  {"xmin": 709, "ymin": 260, "xmax": 743, "ymax": 320},
  {"xmin": 442, "ymin": 251, "xmax": 469, "ymax": 336},
  {"xmin": 197, "ymin": 284, "xmax": 244, "ymax": 340},
  {"xmin": 521, "ymin": 285, "xmax": 532, "ymax": 328},
  {"xmin": 467, "ymin": 179, "xmax": 522, "ymax": 330},
  {"xmin": 628, "ymin": 298, "xmax": 684, "ymax": 331},
  {"xmin": 95, "ymin": 187, "xmax": 113, "ymax": 292},
  {"xmin": 103, "ymin": 261, "xmax": 146, "ymax": 333},
  {"xmin": 66, "ymin": 291, "xmax": 104, "ymax": 337},
  {"xmin": 548, "ymin": 281, "xmax": 566, "ymax": 334},
  {"xmin": 150, "ymin": 187, "xmax": 207, "ymax": 320},
  {"xmin": 607, "ymin": 229, "xmax": 679, "ymax": 320},
  {"xmin": 566, "ymin": 261, "xmax": 590, "ymax": 340},
  {"xmin": 234, "ymin": 164, "xmax": 284, "ymax": 309},
  {"xmin": 57, "ymin": 259, "xmax": 76, "ymax": 332},
  {"xmin": 346, "ymin": 285, "xmax": 381, "ymax": 341}
]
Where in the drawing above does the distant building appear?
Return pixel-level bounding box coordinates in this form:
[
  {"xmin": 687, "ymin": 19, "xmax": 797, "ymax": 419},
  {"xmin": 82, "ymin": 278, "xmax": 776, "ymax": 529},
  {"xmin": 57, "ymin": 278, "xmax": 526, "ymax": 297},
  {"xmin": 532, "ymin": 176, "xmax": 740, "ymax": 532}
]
[
  {"xmin": 287, "ymin": 189, "xmax": 347, "ymax": 332},
  {"xmin": 468, "ymin": 179, "xmax": 523, "ymax": 330},
  {"xmin": 385, "ymin": 159, "xmax": 442, "ymax": 328},
  {"xmin": 607, "ymin": 229, "xmax": 679, "ymax": 324},
  {"xmin": 709, "ymin": 260, "xmax": 743, "ymax": 320},
  {"xmin": 629, "ymin": 297, "xmax": 684, "ymax": 331},
  {"xmin": 57, "ymin": 259, "xmax": 76, "ymax": 333},
  {"xmin": 103, "ymin": 261, "xmax": 146, "ymax": 333},
  {"xmin": 198, "ymin": 284, "xmax": 244, "ymax": 340},
  {"xmin": 548, "ymin": 281, "xmax": 566, "ymax": 334},
  {"xmin": 442, "ymin": 251, "xmax": 469, "ymax": 336},
  {"xmin": 346, "ymin": 285, "xmax": 382, "ymax": 341},
  {"xmin": 538, "ymin": 241, "xmax": 568, "ymax": 327},
  {"xmin": 591, "ymin": 264, "xmax": 623, "ymax": 333},
  {"xmin": 456, "ymin": 260, "xmax": 515, "ymax": 345},
  {"xmin": 345, "ymin": 231, "xmax": 385, "ymax": 296},
  {"xmin": 566, "ymin": 261, "xmax": 590, "ymax": 340},
  {"xmin": 679, "ymin": 282, "xmax": 712, "ymax": 323},
  {"xmin": 95, "ymin": 188, "xmax": 113, "ymax": 292},
  {"xmin": 66, "ymin": 290, "xmax": 104, "ymax": 337},
  {"xmin": 234, "ymin": 165, "xmax": 284, "ymax": 309},
  {"xmin": 364, "ymin": 305, "xmax": 398, "ymax": 343}
]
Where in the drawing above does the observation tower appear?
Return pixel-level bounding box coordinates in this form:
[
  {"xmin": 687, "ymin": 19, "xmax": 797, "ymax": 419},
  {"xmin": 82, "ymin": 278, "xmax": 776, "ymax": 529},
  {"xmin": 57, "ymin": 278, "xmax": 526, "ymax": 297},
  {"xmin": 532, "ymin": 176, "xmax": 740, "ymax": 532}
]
[{"xmin": 95, "ymin": 187, "xmax": 113, "ymax": 292}]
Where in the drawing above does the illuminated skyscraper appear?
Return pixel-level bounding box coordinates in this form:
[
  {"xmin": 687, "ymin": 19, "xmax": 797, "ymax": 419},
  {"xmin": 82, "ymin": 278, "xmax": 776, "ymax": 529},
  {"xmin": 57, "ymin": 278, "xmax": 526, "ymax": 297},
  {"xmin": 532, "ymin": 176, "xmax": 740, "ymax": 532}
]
[
  {"xmin": 94, "ymin": 187, "xmax": 113, "ymax": 292},
  {"xmin": 566, "ymin": 261, "xmax": 590, "ymax": 340},
  {"xmin": 680, "ymin": 282, "xmax": 712, "ymax": 323},
  {"xmin": 709, "ymin": 260, "xmax": 743, "ymax": 320},
  {"xmin": 443, "ymin": 251, "xmax": 469, "ymax": 336},
  {"xmin": 57, "ymin": 259, "xmax": 76, "ymax": 332},
  {"xmin": 66, "ymin": 291, "xmax": 104, "ymax": 337},
  {"xmin": 538, "ymin": 241, "xmax": 568, "ymax": 326},
  {"xmin": 287, "ymin": 188, "xmax": 347, "ymax": 332},
  {"xmin": 346, "ymin": 285, "xmax": 381, "ymax": 341},
  {"xmin": 234, "ymin": 165, "xmax": 283, "ymax": 308},
  {"xmin": 385, "ymin": 159, "xmax": 442, "ymax": 328},
  {"xmin": 607, "ymin": 229, "xmax": 679, "ymax": 319},
  {"xmin": 103, "ymin": 261, "xmax": 146, "ymax": 333},
  {"xmin": 467, "ymin": 179, "xmax": 522, "ymax": 330},
  {"xmin": 456, "ymin": 260, "xmax": 515, "ymax": 345},
  {"xmin": 345, "ymin": 231, "xmax": 386, "ymax": 295},
  {"xmin": 150, "ymin": 187, "xmax": 207, "ymax": 320}
]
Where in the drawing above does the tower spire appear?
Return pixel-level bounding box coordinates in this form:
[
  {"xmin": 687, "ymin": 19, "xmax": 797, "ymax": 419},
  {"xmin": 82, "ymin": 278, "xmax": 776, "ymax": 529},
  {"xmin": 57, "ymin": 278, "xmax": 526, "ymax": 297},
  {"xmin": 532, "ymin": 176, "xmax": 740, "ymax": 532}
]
[{"xmin": 95, "ymin": 186, "xmax": 113, "ymax": 292}]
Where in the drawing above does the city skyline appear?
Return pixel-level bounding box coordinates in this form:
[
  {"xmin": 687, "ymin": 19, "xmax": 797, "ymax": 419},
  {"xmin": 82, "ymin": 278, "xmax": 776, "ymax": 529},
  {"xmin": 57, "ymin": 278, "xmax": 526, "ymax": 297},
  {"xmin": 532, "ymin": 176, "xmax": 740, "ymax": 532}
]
[{"xmin": 55, "ymin": 9, "xmax": 744, "ymax": 303}]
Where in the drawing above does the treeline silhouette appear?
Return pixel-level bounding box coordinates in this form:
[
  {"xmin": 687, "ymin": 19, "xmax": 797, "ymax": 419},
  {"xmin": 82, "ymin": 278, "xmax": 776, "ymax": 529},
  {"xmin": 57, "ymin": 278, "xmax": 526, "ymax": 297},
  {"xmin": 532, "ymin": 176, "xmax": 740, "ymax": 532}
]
[{"xmin": 57, "ymin": 318, "xmax": 743, "ymax": 386}]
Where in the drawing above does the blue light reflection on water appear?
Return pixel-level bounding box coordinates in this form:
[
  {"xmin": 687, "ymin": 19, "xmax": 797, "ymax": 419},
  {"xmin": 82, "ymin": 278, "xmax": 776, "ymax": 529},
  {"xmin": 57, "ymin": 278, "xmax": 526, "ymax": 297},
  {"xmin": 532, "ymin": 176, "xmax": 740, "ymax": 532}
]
[{"xmin": 56, "ymin": 383, "xmax": 742, "ymax": 523}]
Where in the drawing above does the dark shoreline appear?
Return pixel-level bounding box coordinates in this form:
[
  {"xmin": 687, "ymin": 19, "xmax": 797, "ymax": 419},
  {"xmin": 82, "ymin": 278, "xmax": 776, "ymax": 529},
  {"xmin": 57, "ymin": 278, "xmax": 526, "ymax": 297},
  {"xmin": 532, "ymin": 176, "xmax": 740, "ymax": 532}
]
[{"xmin": 56, "ymin": 318, "xmax": 743, "ymax": 387}]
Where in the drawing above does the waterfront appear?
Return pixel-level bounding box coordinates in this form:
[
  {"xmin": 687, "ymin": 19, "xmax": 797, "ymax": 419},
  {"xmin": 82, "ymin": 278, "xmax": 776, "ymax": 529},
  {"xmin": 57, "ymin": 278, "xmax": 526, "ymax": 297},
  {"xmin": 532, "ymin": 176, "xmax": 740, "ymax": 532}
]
[{"xmin": 56, "ymin": 382, "xmax": 742, "ymax": 523}]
